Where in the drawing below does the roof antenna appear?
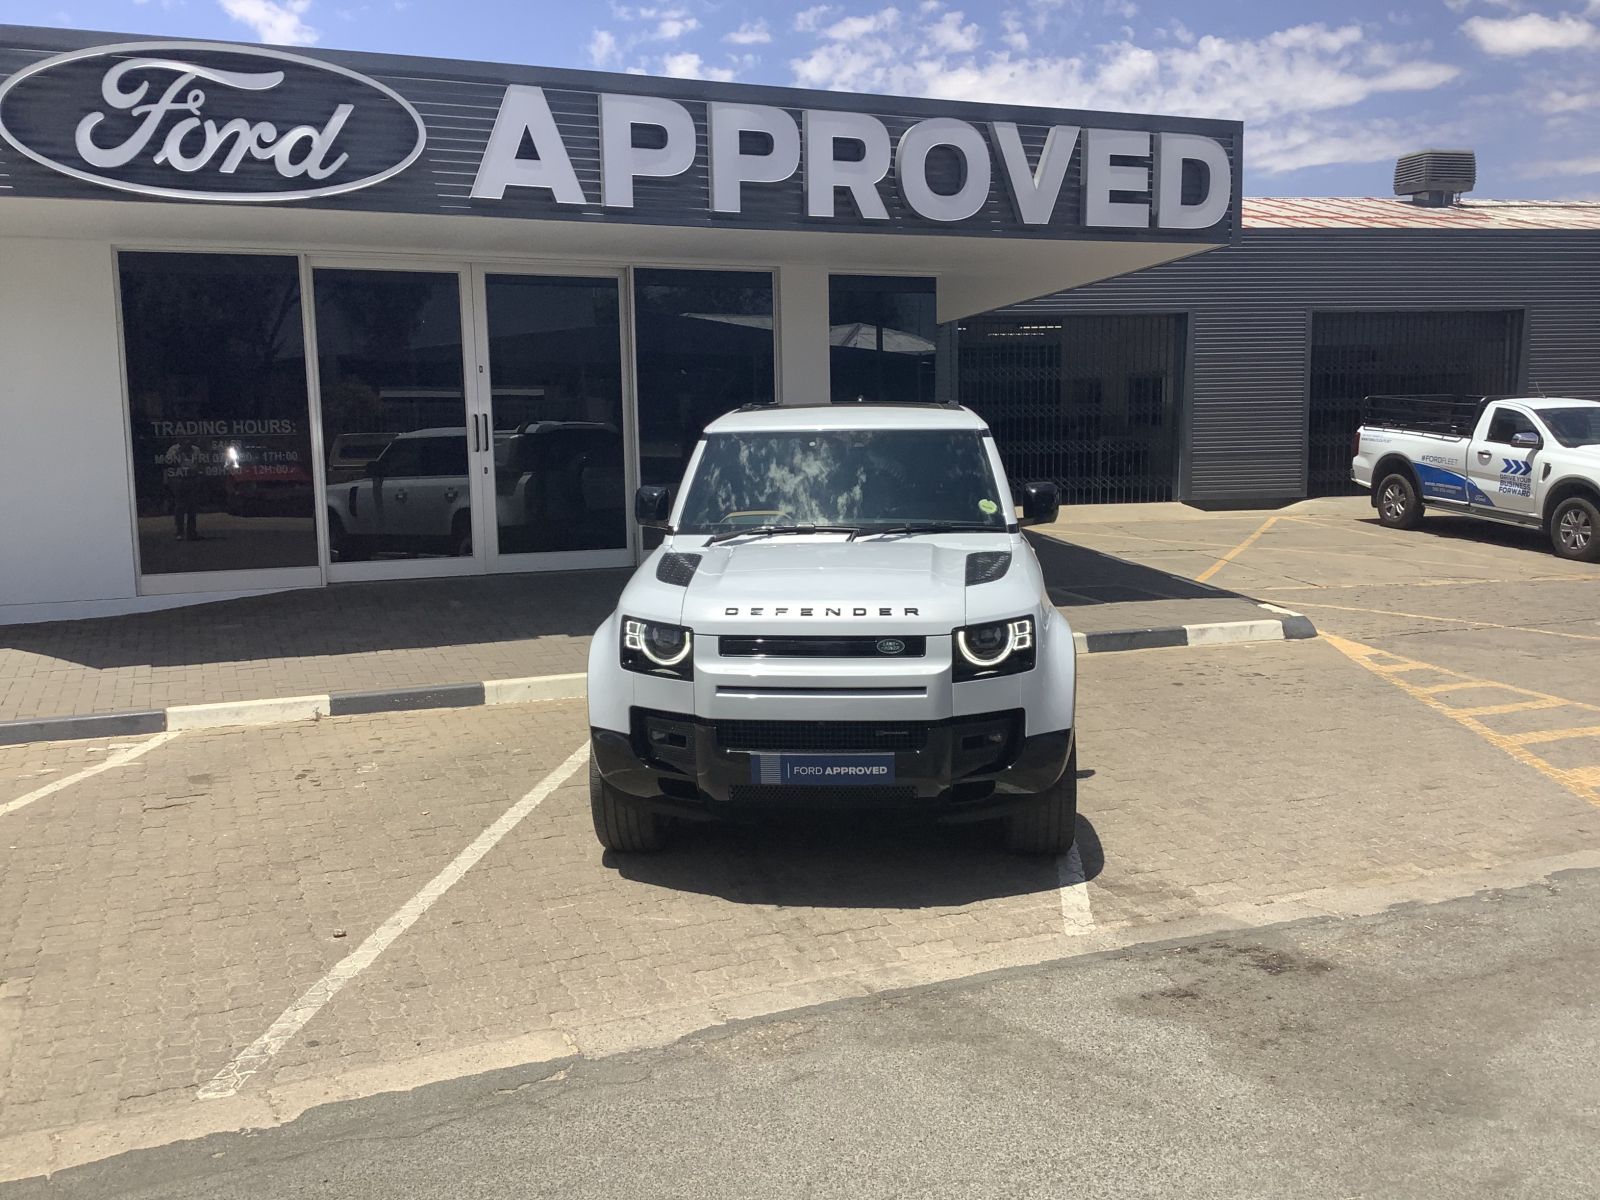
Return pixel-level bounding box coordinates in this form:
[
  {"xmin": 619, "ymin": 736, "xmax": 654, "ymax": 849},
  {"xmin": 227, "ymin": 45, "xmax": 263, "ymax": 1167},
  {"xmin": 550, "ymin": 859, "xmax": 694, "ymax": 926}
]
[{"xmin": 1532, "ymin": 379, "xmax": 1546, "ymax": 398}]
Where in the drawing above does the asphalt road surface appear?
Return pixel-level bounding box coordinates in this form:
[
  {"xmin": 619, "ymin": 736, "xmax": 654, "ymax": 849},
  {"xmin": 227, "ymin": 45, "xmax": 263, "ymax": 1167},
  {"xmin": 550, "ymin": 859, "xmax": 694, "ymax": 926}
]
[{"xmin": 12, "ymin": 866, "xmax": 1598, "ymax": 1200}]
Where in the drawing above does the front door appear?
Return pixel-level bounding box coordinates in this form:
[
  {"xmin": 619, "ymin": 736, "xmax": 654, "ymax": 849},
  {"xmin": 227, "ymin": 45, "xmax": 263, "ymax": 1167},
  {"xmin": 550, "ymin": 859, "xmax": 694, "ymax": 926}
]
[
  {"xmin": 470, "ymin": 269, "xmax": 634, "ymax": 572},
  {"xmin": 313, "ymin": 265, "xmax": 486, "ymax": 580},
  {"xmin": 1468, "ymin": 403, "xmax": 1542, "ymax": 520}
]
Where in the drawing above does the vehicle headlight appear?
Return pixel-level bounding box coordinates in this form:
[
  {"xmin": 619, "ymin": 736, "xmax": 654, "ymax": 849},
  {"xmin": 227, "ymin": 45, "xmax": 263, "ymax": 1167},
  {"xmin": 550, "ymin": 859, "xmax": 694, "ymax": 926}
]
[
  {"xmin": 621, "ymin": 617, "xmax": 694, "ymax": 679},
  {"xmin": 953, "ymin": 616, "xmax": 1035, "ymax": 681}
]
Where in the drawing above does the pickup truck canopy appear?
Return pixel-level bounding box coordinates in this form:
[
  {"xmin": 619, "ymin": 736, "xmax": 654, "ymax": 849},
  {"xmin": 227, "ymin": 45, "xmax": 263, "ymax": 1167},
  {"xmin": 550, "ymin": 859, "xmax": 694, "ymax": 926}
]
[{"xmin": 1362, "ymin": 394, "xmax": 1499, "ymax": 438}]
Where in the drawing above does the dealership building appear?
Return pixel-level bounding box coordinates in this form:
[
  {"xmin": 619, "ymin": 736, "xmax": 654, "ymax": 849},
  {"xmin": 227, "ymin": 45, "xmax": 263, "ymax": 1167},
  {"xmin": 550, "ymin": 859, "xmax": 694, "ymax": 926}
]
[{"xmin": 0, "ymin": 25, "xmax": 1595, "ymax": 625}]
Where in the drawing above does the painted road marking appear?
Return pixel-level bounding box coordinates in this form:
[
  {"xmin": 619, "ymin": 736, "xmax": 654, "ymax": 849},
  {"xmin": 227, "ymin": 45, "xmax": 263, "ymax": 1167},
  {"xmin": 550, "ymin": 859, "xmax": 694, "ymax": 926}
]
[
  {"xmin": 197, "ymin": 740, "xmax": 591, "ymax": 1100},
  {"xmin": 1326, "ymin": 634, "xmax": 1600, "ymax": 809},
  {"xmin": 1293, "ymin": 599, "xmax": 1600, "ymax": 643},
  {"xmin": 1056, "ymin": 843, "xmax": 1094, "ymax": 934},
  {"xmin": 1194, "ymin": 515, "xmax": 1278, "ymax": 584},
  {"xmin": 1509, "ymin": 724, "xmax": 1600, "ymax": 747},
  {"xmin": 0, "ymin": 732, "xmax": 180, "ymax": 819}
]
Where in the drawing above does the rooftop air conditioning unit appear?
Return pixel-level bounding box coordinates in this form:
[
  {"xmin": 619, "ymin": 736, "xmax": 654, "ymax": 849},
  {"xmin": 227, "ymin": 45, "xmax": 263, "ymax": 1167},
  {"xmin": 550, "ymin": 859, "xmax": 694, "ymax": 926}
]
[{"xmin": 1394, "ymin": 149, "xmax": 1476, "ymax": 207}]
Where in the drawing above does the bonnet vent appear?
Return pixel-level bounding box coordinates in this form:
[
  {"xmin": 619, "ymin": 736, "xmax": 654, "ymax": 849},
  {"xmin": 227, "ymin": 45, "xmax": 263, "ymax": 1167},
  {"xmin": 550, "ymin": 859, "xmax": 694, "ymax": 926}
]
[{"xmin": 656, "ymin": 553, "xmax": 703, "ymax": 586}]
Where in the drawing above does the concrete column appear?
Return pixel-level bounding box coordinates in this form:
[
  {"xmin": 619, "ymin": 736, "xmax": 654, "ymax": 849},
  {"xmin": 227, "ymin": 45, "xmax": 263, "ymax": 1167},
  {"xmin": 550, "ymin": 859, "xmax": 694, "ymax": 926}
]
[{"xmin": 774, "ymin": 264, "xmax": 830, "ymax": 405}]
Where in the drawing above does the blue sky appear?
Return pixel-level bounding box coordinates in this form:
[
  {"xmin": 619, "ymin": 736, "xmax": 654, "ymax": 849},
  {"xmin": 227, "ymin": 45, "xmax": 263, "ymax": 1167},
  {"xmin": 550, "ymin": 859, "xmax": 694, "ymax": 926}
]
[{"xmin": 9, "ymin": 0, "xmax": 1600, "ymax": 197}]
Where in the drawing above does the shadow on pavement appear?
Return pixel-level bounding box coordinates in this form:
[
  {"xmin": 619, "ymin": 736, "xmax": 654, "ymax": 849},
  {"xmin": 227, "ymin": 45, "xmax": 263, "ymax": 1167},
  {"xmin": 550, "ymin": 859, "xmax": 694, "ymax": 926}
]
[
  {"xmin": 606, "ymin": 813, "xmax": 1104, "ymax": 910},
  {"xmin": 1359, "ymin": 515, "xmax": 1553, "ymax": 557},
  {"xmin": 1025, "ymin": 531, "xmax": 1246, "ymax": 607},
  {"xmin": 0, "ymin": 569, "xmax": 632, "ymax": 670}
]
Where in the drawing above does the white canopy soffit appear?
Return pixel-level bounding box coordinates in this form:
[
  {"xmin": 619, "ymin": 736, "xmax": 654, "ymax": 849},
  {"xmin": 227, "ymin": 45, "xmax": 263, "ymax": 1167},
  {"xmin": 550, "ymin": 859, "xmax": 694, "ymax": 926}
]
[{"xmin": 0, "ymin": 26, "xmax": 1242, "ymax": 318}]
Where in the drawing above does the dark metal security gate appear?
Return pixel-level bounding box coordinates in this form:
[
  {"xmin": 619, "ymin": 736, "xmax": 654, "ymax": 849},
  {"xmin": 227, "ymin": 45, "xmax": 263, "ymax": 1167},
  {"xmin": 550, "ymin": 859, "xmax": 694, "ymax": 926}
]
[
  {"xmin": 957, "ymin": 314, "xmax": 1185, "ymax": 504},
  {"xmin": 1308, "ymin": 310, "xmax": 1523, "ymax": 495}
]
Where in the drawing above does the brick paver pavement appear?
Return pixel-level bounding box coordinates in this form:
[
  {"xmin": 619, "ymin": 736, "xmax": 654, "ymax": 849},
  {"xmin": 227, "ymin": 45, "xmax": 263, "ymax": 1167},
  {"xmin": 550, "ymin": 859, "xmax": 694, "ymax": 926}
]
[{"xmin": 2, "ymin": 636, "xmax": 1596, "ymax": 1179}]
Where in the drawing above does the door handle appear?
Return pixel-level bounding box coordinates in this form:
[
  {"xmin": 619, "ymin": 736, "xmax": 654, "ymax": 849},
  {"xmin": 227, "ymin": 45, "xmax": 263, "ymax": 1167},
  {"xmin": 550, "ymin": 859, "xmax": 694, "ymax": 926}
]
[
  {"xmin": 443, "ymin": 488, "xmax": 458, "ymax": 501},
  {"xmin": 1476, "ymin": 450, "xmax": 1492, "ymax": 462},
  {"xmin": 472, "ymin": 418, "xmax": 481, "ymax": 453},
  {"xmin": 395, "ymin": 489, "xmax": 408, "ymax": 502},
  {"xmin": 480, "ymin": 414, "xmax": 490, "ymax": 450}
]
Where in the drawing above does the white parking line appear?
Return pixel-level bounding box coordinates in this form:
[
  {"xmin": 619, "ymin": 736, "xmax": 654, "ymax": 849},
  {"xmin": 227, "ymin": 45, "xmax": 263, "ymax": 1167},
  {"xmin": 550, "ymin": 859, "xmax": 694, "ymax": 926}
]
[
  {"xmin": 1056, "ymin": 843, "xmax": 1094, "ymax": 933},
  {"xmin": 0, "ymin": 732, "xmax": 181, "ymax": 819},
  {"xmin": 197, "ymin": 740, "xmax": 591, "ymax": 1100}
]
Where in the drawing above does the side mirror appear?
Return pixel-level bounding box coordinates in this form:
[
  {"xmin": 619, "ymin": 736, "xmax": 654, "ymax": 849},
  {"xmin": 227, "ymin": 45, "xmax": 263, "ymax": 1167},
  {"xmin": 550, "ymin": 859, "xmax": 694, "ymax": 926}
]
[
  {"xmin": 635, "ymin": 485, "xmax": 672, "ymax": 529},
  {"xmin": 1018, "ymin": 481, "xmax": 1060, "ymax": 527},
  {"xmin": 1511, "ymin": 430, "xmax": 1542, "ymax": 450}
]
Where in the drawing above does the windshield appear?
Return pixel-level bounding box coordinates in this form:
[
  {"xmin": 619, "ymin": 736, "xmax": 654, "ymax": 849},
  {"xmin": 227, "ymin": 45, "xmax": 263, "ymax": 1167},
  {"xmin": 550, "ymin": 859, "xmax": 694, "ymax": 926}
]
[
  {"xmin": 1537, "ymin": 407, "xmax": 1600, "ymax": 448},
  {"xmin": 677, "ymin": 429, "xmax": 1010, "ymax": 534}
]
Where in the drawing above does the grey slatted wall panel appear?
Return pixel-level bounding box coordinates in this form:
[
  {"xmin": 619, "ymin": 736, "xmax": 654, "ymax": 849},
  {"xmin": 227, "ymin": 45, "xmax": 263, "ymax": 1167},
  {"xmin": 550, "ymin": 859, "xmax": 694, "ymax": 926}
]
[
  {"xmin": 1526, "ymin": 305, "xmax": 1600, "ymax": 401},
  {"xmin": 998, "ymin": 229, "xmax": 1600, "ymax": 505}
]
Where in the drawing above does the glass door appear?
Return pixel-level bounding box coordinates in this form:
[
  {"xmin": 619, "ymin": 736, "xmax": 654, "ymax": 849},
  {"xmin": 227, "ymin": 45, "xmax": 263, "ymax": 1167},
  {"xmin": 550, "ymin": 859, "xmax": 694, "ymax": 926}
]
[
  {"xmin": 470, "ymin": 269, "xmax": 633, "ymax": 572},
  {"xmin": 312, "ymin": 265, "xmax": 485, "ymax": 581}
]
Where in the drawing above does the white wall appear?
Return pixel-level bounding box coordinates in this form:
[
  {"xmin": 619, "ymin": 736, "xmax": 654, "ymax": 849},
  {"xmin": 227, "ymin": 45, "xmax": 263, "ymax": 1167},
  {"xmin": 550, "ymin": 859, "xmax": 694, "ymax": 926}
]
[
  {"xmin": 775, "ymin": 265, "xmax": 830, "ymax": 406},
  {"xmin": 0, "ymin": 238, "xmax": 140, "ymax": 612}
]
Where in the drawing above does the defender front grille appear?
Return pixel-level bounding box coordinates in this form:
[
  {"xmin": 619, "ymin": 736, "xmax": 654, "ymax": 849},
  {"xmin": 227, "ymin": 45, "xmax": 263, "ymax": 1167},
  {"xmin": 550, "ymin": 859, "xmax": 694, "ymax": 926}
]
[
  {"xmin": 713, "ymin": 720, "xmax": 929, "ymax": 753},
  {"xmin": 718, "ymin": 635, "xmax": 927, "ymax": 658}
]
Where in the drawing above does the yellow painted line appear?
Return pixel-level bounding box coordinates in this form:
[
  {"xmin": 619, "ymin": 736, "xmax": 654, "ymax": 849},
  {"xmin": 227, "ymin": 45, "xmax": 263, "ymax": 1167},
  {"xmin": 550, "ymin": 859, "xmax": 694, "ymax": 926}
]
[
  {"xmin": 1508, "ymin": 724, "xmax": 1600, "ymax": 747},
  {"xmin": 1419, "ymin": 680, "xmax": 1503, "ymax": 695},
  {"xmin": 1455, "ymin": 698, "xmax": 1570, "ymax": 718},
  {"xmin": 1292, "ymin": 599, "xmax": 1600, "ymax": 643},
  {"xmin": 1323, "ymin": 633, "xmax": 1600, "ymax": 809},
  {"xmin": 1194, "ymin": 515, "xmax": 1278, "ymax": 584}
]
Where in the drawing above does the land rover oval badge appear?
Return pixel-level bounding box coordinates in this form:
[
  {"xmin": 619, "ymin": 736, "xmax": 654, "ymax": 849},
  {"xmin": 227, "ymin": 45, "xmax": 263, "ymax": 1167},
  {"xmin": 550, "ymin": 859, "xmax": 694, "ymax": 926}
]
[{"xmin": 876, "ymin": 638, "xmax": 906, "ymax": 655}]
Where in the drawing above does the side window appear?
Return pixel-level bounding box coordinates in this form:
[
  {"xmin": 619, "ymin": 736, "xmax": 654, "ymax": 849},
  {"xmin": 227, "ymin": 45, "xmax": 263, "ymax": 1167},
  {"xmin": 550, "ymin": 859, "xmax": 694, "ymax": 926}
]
[
  {"xmin": 420, "ymin": 435, "xmax": 468, "ymax": 477},
  {"xmin": 1485, "ymin": 407, "xmax": 1536, "ymax": 445},
  {"xmin": 376, "ymin": 438, "xmax": 423, "ymax": 478}
]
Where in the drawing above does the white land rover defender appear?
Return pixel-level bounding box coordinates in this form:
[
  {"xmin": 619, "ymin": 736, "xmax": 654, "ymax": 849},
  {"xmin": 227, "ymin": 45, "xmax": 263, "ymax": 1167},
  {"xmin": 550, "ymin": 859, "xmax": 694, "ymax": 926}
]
[{"xmin": 586, "ymin": 403, "xmax": 1078, "ymax": 855}]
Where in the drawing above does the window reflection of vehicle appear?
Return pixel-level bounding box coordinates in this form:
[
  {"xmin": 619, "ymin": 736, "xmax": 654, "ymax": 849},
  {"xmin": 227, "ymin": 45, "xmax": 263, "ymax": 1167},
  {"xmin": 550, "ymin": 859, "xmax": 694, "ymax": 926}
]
[
  {"xmin": 494, "ymin": 421, "xmax": 626, "ymax": 553},
  {"xmin": 326, "ymin": 429, "xmax": 472, "ymax": 560},
  {"xmin": 222, "ymin": 442, "xmax": 314, "ymax": 517},
  {"xmin": 326, "ymin": 433, "xmax": 398, "ymax": 484}
]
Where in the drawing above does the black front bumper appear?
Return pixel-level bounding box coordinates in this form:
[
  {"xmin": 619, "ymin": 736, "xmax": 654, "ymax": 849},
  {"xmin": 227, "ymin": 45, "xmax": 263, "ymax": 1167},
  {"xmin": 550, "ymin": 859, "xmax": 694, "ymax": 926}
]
[{"xmin": 592, "ymin": 707, "xmax": 1073, "ymax": 822}]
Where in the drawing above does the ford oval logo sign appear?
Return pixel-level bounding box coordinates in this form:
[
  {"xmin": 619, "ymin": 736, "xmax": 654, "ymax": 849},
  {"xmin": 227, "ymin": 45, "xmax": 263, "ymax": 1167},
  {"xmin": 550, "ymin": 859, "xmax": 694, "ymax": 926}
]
[
  {"xmin": 876, "ymin": 638, "xmax": 907, "ymax": 655},
  {"xmin": 0, "ymin": 41, "xmax": 426, "ymax": 203}
]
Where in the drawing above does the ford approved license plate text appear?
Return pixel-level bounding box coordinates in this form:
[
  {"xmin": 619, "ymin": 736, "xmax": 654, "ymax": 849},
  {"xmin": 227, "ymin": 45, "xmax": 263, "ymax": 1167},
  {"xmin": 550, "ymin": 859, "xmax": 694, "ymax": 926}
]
[{"xmin": 750, "ymin": 754, "xmax": 897, "ymax": 786}]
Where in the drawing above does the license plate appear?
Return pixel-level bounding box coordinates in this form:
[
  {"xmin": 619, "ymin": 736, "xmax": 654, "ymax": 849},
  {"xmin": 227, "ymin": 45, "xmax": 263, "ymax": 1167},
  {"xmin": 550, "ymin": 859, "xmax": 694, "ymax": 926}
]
[{"xmin": 750, "ymin": 753, "xmax": 897, "ymax": 786}]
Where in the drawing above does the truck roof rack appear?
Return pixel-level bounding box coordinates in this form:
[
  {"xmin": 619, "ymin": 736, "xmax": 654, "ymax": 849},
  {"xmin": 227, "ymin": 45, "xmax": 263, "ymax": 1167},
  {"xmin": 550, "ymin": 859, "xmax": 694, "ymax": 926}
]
[{"xmin": 1362, "ymin": 393, "xmax": 1500, "ymax": 438}]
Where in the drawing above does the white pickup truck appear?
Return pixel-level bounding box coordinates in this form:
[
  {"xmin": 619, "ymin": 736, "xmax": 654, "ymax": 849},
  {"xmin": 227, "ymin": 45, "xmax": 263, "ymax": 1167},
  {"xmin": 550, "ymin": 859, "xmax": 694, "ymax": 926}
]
[
  {"xmin": 1351, "ymin": 395, "xmax": 1600, "ymax": 561},
  {"xmin": 585, "ymin": 402, "xmax": 1078, "ymax": 855}
]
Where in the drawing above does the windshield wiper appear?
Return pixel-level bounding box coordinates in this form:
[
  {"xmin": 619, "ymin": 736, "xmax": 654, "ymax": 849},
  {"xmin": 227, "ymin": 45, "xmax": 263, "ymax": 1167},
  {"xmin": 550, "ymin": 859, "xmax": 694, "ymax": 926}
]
[
  {"xmin": 705, "ymin": 524, "xmax": 861, "ymax": 545},
  {"xmin": 863, "ymin": 522, "xmax": 1004, "ymax": 537}
]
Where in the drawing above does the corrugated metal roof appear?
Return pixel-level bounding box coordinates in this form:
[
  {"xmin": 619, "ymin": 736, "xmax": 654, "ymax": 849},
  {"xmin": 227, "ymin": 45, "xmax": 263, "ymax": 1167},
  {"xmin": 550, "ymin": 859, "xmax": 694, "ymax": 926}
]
[{"xmin": 1243, "ymin": 196, "xmax": 1600, "ymax": 231}]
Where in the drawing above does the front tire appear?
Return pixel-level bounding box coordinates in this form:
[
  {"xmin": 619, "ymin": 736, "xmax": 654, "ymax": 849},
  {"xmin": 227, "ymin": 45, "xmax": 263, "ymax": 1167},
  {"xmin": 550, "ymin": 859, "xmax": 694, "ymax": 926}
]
[
  {"xmin": 1551, "ymin": 496, "xmax": 1600, "ymax": 562},
  {"xmin": 590, "ymin": 755, "xmax": 665, "ymax": 852},
  {"xmin": 1005, "ymin": 746, "xmax": 1078, "ymax": 855},
  {"xmin": 1376, "ymin": 472, "xmax": 1424, "ymax": 530}
]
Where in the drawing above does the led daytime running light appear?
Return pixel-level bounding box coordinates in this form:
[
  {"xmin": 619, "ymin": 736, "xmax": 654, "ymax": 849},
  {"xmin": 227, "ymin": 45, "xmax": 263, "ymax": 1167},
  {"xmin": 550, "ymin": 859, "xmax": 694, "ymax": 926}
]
[
  {"xmin": 956, "ymin": 619, "xmax": 1034, "ymax": 668},
  {"xmin": 625, "ymin": 619, "xmax": 692, "ymax": 667}
]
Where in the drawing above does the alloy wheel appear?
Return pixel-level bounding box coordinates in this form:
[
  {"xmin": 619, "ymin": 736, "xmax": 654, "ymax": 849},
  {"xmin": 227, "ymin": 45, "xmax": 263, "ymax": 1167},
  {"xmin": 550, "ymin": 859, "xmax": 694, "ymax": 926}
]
[
  {"xmin": 1560, "ymin": 507, "xmax": 1593, "ymax": 553},
  {"xmin": 1381, "ymin": 482, "xmax": 1407, "ymax": 522}
]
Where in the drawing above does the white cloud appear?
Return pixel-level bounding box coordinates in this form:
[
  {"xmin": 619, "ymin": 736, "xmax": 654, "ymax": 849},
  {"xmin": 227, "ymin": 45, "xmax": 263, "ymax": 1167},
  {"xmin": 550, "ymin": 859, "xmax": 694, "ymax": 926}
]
[
  {"xmin": 824, "ymin": 7, "xmax": 902, "ymax": 40},
  {"xmin": 1526, "ymin": 153, "xmax": 1600, "ymax": 175},
  {"xmin": 655, "ymin": 12, "xmax": 699, "ymax": 40},
  {"xmin": 1461, "ymin": 12, "xmax": 1600, "ymax": 56},
  {"xmin": 725, "ymin": 20, "xmax": 771, "ymax": 45},
  {"xmin": 589, "ymin": 29, "xmax": 620, "ymax": 67},
  {"xmin": 1000, "ymin": 10, "xmax": 1028, "ymax": 52},
  {"xmin": 1250, "ymin": 120, "xmax": 1419, "ymax": 175},
  {"xmin": 927, "ymin": 10, "xmax": 981, "ymax": 53},
  {"xmin": 218, "ymin": 0, "xmax": 318, "ymax": 44},
  {"xmin": 1541, "ymin": 87, "xmax": 1600, "ymax": 112},
  {"xmin": 790, "ymin": 21, "xmax": 1456, "ymax": 126},
  {"xmin": 660, "ymin": 51, "xmax": 736, "ymax": 82},
  {"xmin": 794, "ymin": 5, "xmax": 836, "ymax": 33}
]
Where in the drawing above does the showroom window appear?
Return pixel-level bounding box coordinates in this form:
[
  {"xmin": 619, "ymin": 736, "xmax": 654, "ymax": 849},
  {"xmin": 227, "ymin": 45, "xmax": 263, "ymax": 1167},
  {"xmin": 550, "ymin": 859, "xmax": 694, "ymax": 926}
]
[
  {"xmin": 633, "ymin": 268, "xmax": 775, "ymax": 492},
  {"xmin": 118, "ymin": 252, "xmax": 316, "ymax": 577},
  {"xmin": 828, "ymin": 275, "xmax": 937, "ymax": 405}
]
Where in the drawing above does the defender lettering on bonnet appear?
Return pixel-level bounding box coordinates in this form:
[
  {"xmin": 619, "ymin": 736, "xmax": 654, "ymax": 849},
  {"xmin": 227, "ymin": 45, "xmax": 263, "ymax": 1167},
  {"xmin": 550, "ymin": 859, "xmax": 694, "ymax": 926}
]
[{"xmin": 722, "ymin": 606, "xmax": 921, "ymax": 617}]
